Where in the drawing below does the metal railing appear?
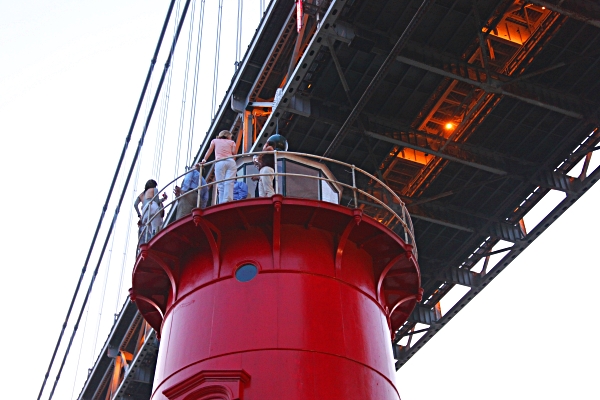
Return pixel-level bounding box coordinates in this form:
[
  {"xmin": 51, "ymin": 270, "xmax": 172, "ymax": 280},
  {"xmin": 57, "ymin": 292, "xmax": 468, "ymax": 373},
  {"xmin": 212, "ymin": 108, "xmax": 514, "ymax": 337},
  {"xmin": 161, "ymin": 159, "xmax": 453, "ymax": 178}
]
[{"xmin": 138, "ymin": 151, "xmax": 417, "ymax": 258}]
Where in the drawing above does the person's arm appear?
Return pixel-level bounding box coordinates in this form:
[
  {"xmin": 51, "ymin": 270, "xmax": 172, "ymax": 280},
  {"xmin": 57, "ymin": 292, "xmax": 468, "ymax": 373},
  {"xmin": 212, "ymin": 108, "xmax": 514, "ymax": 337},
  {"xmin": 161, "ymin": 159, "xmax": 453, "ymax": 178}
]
[
  {"xmin": 152, "ymin": 188, "xmax": 167, "ymax": 205},
  {"xmin": 231, "ymin": 140, "xmax": 236, "ymax": 155},
  {"xmin": 263, "ymin": 142, "xmax": 274, "ymax": 151},
  {"xmin": 134, "ymin": 195, "xmax": 142, "ymax": 217},
  {"xmin": 202, "ymin": 140, "xmax": 215, "ymax": 162}
]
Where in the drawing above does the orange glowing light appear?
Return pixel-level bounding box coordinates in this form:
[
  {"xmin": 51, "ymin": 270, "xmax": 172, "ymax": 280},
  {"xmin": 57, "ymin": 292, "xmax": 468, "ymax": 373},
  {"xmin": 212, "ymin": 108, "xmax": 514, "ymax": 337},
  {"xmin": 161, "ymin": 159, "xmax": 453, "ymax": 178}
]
[
  {"xmin": 541, "ymin": 6, "xmax": 546, "ymax": 9},
  {"xmin": 445, "ymin": 122, "xmax": 455, "ymax": 130}
]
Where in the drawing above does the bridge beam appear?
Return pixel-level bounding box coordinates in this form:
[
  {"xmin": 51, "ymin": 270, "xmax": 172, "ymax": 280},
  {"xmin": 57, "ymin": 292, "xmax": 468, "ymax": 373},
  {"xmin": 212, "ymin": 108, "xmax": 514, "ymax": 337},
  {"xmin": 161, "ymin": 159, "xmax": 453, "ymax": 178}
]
[
  {"xmin": 395, "ymin": 42, "xmax": 591, "ymax": 119},
  {"xmin": 529, "ymin": 0, "xmax": 600, "ymax": 28},
  {"xmin": 409, "ymin": 203, "xmax": 526, "ymax": 243},
  {"xmin": 326, "ymin": 28, "xmax": 596, "ymax": 119},
  {"xmin": 364, "ymin": 131, "xmax": 510, "ymax": 175}
]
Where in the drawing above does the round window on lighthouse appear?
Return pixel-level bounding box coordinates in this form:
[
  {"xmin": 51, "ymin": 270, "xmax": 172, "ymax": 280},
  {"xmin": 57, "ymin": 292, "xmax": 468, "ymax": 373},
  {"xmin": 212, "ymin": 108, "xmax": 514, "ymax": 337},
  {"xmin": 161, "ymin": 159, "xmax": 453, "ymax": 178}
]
[{"xmin": 235, "ymin": 263, "xmax": 258, "ymax": 282}]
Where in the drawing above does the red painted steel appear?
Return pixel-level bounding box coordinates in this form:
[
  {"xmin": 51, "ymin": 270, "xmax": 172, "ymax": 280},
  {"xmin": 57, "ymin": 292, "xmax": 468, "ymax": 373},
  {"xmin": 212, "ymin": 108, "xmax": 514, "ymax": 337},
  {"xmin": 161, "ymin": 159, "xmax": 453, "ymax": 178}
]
[{"xmin": 131, "ymin": 195, "xmax": 420, "ymax": 399}]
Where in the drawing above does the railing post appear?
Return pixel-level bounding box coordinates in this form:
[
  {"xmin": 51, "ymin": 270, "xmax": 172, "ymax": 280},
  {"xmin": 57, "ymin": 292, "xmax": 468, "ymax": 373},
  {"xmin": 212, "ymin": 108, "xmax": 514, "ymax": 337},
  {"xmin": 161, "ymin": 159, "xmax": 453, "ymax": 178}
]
[
  {"xmin": 402, "ymin": 206, "xmax": 408, "ymax": 243},
  {"xmin": 351, "ymin": 165, "xmax": 358, "ymax": 208},
  {"xmin": 274, "ymin": 150, "xmax": 279, "ymax": 195}
]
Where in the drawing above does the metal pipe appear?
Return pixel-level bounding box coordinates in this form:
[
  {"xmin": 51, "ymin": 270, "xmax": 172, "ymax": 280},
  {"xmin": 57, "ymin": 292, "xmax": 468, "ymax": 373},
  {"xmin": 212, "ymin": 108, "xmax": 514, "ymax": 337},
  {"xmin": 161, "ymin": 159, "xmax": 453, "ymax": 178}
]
[{"xmin": 274, "ymin": 150, "xmax": 279, "ymax": 194}]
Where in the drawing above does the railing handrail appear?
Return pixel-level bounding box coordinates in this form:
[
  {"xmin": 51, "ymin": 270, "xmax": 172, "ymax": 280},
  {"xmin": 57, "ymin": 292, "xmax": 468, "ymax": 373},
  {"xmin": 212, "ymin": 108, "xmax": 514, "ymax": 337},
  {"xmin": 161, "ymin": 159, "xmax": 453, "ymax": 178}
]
[{"xmin": 138, "ymin": 151, "xmax": 417, "ymax": 258}]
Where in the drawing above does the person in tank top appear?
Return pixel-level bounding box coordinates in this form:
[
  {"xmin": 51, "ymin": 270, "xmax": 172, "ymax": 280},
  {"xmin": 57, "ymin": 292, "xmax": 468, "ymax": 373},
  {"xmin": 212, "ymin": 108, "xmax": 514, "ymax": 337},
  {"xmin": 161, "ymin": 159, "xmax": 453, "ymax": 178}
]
[{"xmin": 134, "ymin": 179, "xmax": 167, "ymax": 243}]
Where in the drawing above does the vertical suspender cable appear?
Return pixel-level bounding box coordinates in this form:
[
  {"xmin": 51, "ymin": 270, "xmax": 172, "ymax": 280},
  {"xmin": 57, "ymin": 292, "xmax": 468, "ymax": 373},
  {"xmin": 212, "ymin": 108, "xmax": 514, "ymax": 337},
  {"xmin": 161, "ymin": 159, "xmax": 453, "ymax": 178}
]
[
  {"xmin": 68, "ymin": 302, "xmax": 89, "ymax": 400},
  {"xmin": 175, "ymin": 0, "xmax": 197, "ymax": 179},
  {"xmin": 89, "ymin": 227, "xmax": 117, "ymax": 363},
  {"xmin": 114, "ymin": 63, "xmax": 154, "ymax": 315},
  {"xmin": 154, "ymin": 66, "xmax": 173, "ymax": 182},
  {"xmin": 36, "ymin": 2, "xmax": 178, "ymax": 399},
  {"xmin": 236, "ymin": 0, "xmax": 243, "ymax": 65},
  {"xmin": 211, "ymin": 0, "xmax": 224, "ymax": 117},
  {"xmin": 154, "ymin": 0, "xmax": 183, "ymax": 181},
  {"xmin": 186, "ymin": 0, "xmax": 207, "ymax": 167},
  {"xmin": 44, "ymin": 1, "xmax": 194, "ymax": 398},
  {"xmin": 114, "ymin": 152, "xmax": 142, "ymax": 314}
]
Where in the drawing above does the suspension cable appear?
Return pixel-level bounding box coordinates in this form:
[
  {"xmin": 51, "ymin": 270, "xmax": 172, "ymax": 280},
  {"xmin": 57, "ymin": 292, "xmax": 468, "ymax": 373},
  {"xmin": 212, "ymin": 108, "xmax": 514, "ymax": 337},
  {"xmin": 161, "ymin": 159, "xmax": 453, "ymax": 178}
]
[
  {"xmin": 186, "ymin": 0, "xmax": 207, "ymax": 167},
  {"xmin": 68, "ymin": 302, "xmax": 89, "ymax": 400},
  {"xmin": 114, "ymin": 152, "xmax": 143, "ymax": 314},
  {"xmin": 174, "ymin": 0, "xmax": 197, "ymax": 180},
  {"xmin": 44, "ymin": 1, "xmax": 194, "ymax": 398},
  {"xmin": 152, "ymin": 94, "xmax": 167, "ymax": 178},
  {"xmin": 114, "ymin": 72, "xmax": 152, "ymax": 314},
  {"xmin": 236, "ymin": 0, "xmax": 243, "ymax": 65},
  {"xmin": 154, "ymin": 0, "xmax": 183, "ymax": 181},
  {"xmin": 36, "ymin": 2, "xmax": 178, "ymax": 399},
  {"xmin": 90, "ymin": 226, "xmax": 117, "ymax": 363},
  {"xmin": 211, "ymin": 0, "xmax": 224, "ymax": 117}
]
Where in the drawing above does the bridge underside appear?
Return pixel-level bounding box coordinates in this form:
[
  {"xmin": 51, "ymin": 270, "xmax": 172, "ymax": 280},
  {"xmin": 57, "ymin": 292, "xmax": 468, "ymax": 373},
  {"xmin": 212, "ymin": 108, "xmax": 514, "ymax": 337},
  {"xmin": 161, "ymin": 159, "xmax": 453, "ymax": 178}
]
[
  {"xmin": 80, "ymin": 0, "xmax": 600, "ymax": 398},
  {"xmin": 209, "ymin": 0, "xmax": 600, "ymax": 369}
]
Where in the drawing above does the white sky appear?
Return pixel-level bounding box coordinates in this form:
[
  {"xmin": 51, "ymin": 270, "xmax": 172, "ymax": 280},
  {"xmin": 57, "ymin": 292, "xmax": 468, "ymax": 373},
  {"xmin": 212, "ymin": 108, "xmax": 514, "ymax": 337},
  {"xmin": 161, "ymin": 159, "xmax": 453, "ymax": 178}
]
[{"xmin": 0, "ymin": 1, "xmax": 597, "ymax": 399}]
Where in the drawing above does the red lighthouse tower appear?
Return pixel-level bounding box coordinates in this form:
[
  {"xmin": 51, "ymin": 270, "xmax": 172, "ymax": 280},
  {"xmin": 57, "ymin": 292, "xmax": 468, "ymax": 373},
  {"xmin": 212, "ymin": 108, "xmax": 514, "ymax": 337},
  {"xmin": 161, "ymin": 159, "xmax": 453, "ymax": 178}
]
[{"xmin": 131, "ymin": 150, "xmax": 421, "ymax": 400}]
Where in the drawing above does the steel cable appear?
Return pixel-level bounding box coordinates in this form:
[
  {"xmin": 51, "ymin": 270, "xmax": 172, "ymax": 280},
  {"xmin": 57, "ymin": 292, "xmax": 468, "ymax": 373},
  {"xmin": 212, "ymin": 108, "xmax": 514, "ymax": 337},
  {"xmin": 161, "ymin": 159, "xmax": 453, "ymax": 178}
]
[
  {"xmin": 114, "ymin": 152, "xmax": 143, "ymax": 314},
  {"xmin": 186, "ymin": 0, "xmax": 207, "ymax": 167},
  {"xmin": 44, "ymin": 1, "xmax": 194, "ymax": 398},
  {"xmin": 114, "ymin": 62, "xmax": 154, "ymax": 315},
  {"xmin": 89, "ymin": 226, "xmax": 117, "ymax": 363},
  {"xmin": 236, "ymin": 0, "xmax": 243, "ymax": 65},
  {"xmin": 211, "ymin": 0, "xmax": 224, "ymax": 117},
  {"xmin": 36, "ymin": 2, "xmax": 178, "ymax": 399},
  {"xmin": 174, "ymin": 0, "xmax": 197, "ymax": 180},
  {"xmin": 68, "ymin": 303, "xmax": 89, "ymax": 400},
  {"xmin": 154, "ymin": 0, "xmax": 182, "ymax": 181}
]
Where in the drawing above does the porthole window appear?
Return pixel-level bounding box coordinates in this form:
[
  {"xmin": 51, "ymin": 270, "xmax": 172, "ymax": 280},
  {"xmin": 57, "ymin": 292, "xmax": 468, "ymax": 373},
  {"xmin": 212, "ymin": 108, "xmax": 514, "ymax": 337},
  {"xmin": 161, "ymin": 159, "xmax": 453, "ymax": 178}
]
[{"xmin": 235, "ymin": 263, "xmax": 258, "ymax": 282}]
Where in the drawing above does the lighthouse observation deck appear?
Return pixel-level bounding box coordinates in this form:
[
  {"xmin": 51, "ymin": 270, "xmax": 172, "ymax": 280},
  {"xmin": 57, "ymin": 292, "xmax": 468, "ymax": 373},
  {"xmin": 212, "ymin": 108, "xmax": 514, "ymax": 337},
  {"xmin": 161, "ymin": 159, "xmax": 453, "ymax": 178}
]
[{"xmin": 138, "ymin": 150, "xmax": 418, "ymax": 258}]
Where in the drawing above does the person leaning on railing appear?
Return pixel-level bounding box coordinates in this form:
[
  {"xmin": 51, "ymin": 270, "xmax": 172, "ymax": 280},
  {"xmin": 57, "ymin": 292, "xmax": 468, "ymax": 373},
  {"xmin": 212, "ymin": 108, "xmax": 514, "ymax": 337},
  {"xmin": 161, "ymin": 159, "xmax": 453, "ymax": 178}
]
[
  {"xmin": 201, "ymin": 130, "xmax": 236, "ymax": 204},
  {"xmin": 174, "ymin": 164, "xmax": 209, "ymax": 219},
  {"xmin": 135, "ymin": 179, "xmax": 167, "ymax": 242}
]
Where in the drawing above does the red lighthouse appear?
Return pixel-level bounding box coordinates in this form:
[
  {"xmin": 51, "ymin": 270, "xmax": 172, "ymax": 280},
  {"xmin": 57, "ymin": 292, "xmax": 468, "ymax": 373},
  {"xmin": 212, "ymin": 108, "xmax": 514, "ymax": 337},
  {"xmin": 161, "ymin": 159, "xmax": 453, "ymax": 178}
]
[{"xmin": 131, "ymin": 150, "xmax": 421, "ymax": 400}]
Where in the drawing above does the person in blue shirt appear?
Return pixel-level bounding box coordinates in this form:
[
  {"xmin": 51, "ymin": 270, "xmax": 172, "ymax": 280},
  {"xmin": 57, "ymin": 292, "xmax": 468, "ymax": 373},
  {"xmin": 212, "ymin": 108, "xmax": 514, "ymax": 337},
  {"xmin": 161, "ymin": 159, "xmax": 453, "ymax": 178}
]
[
  {"xmin": 233, "ymin": 180, "xmax": 248, "ymax": 201},
  {"xmin": 174, "ymin": 165, "xmax": 209, "ymax": 219}
]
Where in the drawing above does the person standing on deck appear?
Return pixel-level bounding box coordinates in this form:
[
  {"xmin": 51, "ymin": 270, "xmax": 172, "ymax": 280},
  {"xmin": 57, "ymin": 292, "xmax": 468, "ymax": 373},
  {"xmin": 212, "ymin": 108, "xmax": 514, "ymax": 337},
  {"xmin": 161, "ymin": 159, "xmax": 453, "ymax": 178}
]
[
  {"xmin": 201, "ymin": 130, "xmax": 236, "ymax": 204},
  {"xmin": 174, "ymin": 165, "xmax": 209, "ymax": 219},
  {"xmin": 134, "ymin": 179, "xmax": 167, "ymax": 242},
  {"xmin": 258, "ymin": 141, "xmax": 275, "ymax": 197}
]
